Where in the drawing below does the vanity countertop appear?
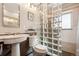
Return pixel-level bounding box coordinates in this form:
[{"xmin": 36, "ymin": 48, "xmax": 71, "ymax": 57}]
[
  {"xmin": 0, "ymin": 33, "xmax": 29, "ymax": 44},
  {"xmin": 0, "ymin": 32, "xmax": 29, "ymax": 36},
  {"xmin": 0, "ymin": 34, "xmax": 28, "ymax": 39}
]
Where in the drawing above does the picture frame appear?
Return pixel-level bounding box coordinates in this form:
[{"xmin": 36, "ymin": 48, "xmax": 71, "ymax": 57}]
[
  {"xmin": 2, "ymin": 3, "xmax": 20, "ymax": 27},
  {"xmin": 28, "ymin": 12, "xmax": 34, "ymax": 21}
]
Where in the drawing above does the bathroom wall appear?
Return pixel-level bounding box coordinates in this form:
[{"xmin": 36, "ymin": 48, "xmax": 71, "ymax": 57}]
[
  {"xmin": 0, "ymin": 3, "xmax": 40, "ymax": 34},
  {"xmin": 0, "ymin": 4, "xmax": 21, "ymax": 34},
  {"xmin": 20, "ymin": 4, "xmax": 40, "ymax": 32},
  {"xmin": 62, "ymin": 5, "xmax": 79, "ymax": 54},
  {"xmin": 76, "ymin": 14, "xmax": 79, "ymax": 55}
]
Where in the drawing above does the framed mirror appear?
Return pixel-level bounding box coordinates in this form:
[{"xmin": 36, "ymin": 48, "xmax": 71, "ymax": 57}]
[{"xmin": 2, "ymin": 3, "xmax": 20, "ymax": 27}]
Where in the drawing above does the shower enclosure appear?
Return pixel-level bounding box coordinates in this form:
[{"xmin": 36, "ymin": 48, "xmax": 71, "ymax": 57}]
[
  {"xmin": 27, "ymin": 3, "xmax": 62, "ymax": 56},
  {"xmin": 38, "ymin": 3, "xmax": 62, "ymax": 56}
]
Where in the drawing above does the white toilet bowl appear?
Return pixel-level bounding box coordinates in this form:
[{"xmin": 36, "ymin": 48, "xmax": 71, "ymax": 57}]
[
  {"xmin": 33, "ymin": 44, "xmax": 47, "ymax": 53},
  {"xmin": 29, "ymin": 35, "xmax": 47, "ymax": 55},
  {"xmin": 33, "ymin": 36, "xmax": 47, "ymax": 55}
]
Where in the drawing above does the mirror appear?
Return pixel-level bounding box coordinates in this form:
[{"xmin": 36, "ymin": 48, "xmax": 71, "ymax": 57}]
[{"xmin": 2, "ymin": 3, "xmax": 20, "ymax": 27}]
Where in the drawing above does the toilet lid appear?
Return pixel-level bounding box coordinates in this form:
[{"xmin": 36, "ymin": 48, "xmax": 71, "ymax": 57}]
[{"xmin": 33, "ymin": 44, "xmax": 47, "ymax": 53}]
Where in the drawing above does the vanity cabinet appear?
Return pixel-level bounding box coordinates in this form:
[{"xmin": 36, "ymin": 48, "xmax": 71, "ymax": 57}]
[
  {"xmin": 0, "ymin": 42, "xmax": 4, "ymax": 56},
  {"xmin": 20, "ymin": 37, "xmax": 29, "ymax": 56},
  {"xmin": 3, "ymin": 44, "xmax": 11, "ymax": 56}
]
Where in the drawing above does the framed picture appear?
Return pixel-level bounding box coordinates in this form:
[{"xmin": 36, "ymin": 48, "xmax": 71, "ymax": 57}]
[
  {"xmin": 2, "ymin": 3, "xmax": 20, "ymax": 27},
  {"xmin": 28, "ymin": 12, "xmax": 34, "ymax": 21}
]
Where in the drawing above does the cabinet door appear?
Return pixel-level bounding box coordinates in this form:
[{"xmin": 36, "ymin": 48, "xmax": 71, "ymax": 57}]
[
  {"xmin": 20, "ymin": 37, "xmax": 29, "ymax": 56},
  {"xmin": 0, "ymin": 42, "xmax": 4, "ymax": 56}
]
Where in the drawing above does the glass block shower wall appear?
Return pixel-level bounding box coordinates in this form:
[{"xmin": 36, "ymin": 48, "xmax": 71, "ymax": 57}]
[{"xmin": 39, "ymin": 3, "xmax": 62, "ymax": 56}]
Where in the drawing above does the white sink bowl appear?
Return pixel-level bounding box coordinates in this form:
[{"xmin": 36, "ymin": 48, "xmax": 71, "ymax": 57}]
[{"xmin": 0, "ymin": 34, "xmax": 28, "ymax": 44}]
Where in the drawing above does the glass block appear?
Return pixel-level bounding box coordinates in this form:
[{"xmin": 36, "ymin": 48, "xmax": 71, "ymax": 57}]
[
  {"xmin": 40, "ymin": 33, "xmax": 43, "ymax": 36},
  {"xmin": 53, "ymin": 28, "xmax": 59, "ymax": 33},
  {"xmin": 44, "ymin": 29, "xmax": 47, "ymax": 32},
  {"xmin": 53, "ymin": 51, "xmax": 58, "ymax": 55},
  {"xmin": 58, "ymin": 46, "xmax": 62, "ymax": 50},
  {"xmin": 48, "ymin": 48, "xmax": 52, "ymax": 53},
  {"xmin": 59, "ymin": 41, "xmax": 62, "ymax": 44},
  {"xmin": 40, "ymin": 42, "xmax": 43, "ymax": 45},
  {"xmin": 58, "ymin": 52, "xmax": 62, "ymax": 56},
  {"xmin": 40, "ymin": 37, "xmax": 43, "ymax": 41},
  {"xmin": 44, "ymin": 38, "xmax": 48, "ymax": 42},
  {"xmin": 44, "ymin": 24, "xmax": 48, "ymax": 28},
  {"xmin": 39, "ymin": 4, "xmax": 43, "ymax": 11},
  {"xmin": 53, "ymin": 45, "xmax": 58, "ymax": 50},
  {"xmin": 53, "ymin": 40, "xmax": 58, "ymax": 44},
  {"xmin": 48, "ymin": 33, "xmax": 52, "ymax": 37},
  {"xmin": 54, "ymin": 24, "xmax": 59, "ymax": 28},
  {"xmin": 44, "ymin": 33, "xmax": 47, "ymax": 37},
  {"xmin": 48, "ymin": 29, "xmax": 52, "ymax": 33},
  {"xmin": 40, "ymin": 28, "xmax": 43, "ymax": 32},
  {"xmin": 48, "ymin": 23, "xmax": 51, "ymax": 28},
  {"xmin": 59, "ymin": 23, "xmax": 62, "ymax": 27},
  {"xmin": 44, "ymin": 43, "xmax": 47, "ymax": 46},
  {"xmin": 48, "ymin": 43, "xmax": 52, "ymax": 48},
  {"xmin": 53, "ymin": 34, "xmax": 59, "ymax": 38},
  {"xmin": 48, "ymin": 38, "xmax": 52, "ymax": 43}
]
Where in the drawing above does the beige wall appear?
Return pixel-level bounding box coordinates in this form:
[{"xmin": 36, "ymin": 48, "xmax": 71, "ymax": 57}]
[
  {"xmin": 0, "ymin": 4, "xmax": 21, "ymax": 34},
  {"xmin": 20, "ymin": 4, "xmax": 40, "ymax": 32},
  {"xmin": 62, "ymin": 7, "xmax": 79, "ymax": 54},
  {"xmin": 0, "ymin": 3, "xmax": 40, "ymax": 34}
]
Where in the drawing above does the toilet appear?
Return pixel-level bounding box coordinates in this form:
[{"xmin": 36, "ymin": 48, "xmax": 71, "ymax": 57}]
[
  {"xmin": 29, "ymin": 32, "xmax": 47, "ymax": 56},
  {"xmin": 33, "ymin": 44, "xmax": 47, "ymax": 56},
  {"xmin": 32, "ymin": 36, "xmax": 47, "ymax": 56}
]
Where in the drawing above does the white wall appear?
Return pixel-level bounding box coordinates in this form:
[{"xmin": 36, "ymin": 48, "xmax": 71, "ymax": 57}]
[
  {"xmin": 62, "ymin": 7, "xmax": 79, "ymax": 54},
  {"xmin": 76, "ymin": 16, "xmax": 79, "ymax": 55},
  {"xmin": 0, "ymin": 4, "xmax": 21, "ymax": 34},
  {"xmin": 20, "ymin": 4, "xmax": 40, "ymax": 33},
  {"xmin": 0, "ymin": 3, "xmax": 40, "ymax": 34}
]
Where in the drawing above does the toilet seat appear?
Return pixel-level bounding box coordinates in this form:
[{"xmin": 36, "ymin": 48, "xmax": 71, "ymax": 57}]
[{"xmin": 33, "ymin": 44, "xmax": 47, "ymax": 53}]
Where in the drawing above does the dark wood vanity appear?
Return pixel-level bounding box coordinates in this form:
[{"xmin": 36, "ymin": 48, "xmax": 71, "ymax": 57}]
[{"xmin": 20, "ymin": 37, "xmax": 30, "ymax": 56}]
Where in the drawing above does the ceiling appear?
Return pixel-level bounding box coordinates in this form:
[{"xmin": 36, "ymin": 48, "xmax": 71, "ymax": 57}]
[{"xmin": 30, "ymin": 3, "xmax": 79, "ymax": 9}]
